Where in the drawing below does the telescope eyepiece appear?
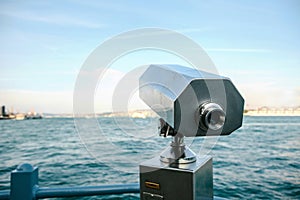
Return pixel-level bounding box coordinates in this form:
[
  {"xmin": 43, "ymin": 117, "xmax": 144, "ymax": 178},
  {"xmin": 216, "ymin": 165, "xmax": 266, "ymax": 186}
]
[{"xmin": 199, "ymin": 103, "xmax": 225, "ymax": 131}]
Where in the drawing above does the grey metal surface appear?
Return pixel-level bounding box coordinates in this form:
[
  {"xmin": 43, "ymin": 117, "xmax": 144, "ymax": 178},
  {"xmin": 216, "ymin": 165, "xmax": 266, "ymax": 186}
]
[
  {"xmin": 0, "ymin": 163, "xmax": 227, "ymax": 199},
  {"xmin": 0, "ymin": 184, "xmax": 140, "ymax": 200},
  {"xmin": 160, "ymin": 144, "xmax": 197, "ymax": 164},
  {"xmin": 10, "ymin": 163, "xmax": 38, "ymax": 200},
  {"xmin": 160, "ymin": 134, "xmax": 197, "ymax": 164},
  {"xmin": 140, "ymin": 156, "xmax": 213, "ymax": 200},
  {"xmin": 199, "ymin": 103, "xmax": 225, "ymax": 131},
  {"xmin": 139, "ymin": 64, "xmax": 244, "ymax": 137},
  {"xmin": 0, "ymin": 163, "xmax": 140, "ymax": 200},
  {"xmin": 35, "ymin": 183, "xmax": 140, "ymax": 198},
  {"xmin": 0, "ymin": 191, "xmax": 9, "ymax": 200}
]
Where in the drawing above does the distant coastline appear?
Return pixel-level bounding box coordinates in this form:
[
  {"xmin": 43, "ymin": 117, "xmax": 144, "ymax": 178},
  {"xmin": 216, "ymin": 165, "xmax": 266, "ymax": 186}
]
[
  {"xmin": 41, "ymin": 107, "xmax": 300, "ymax": 118},
  {"xmin": 2, "ymin": 104, "xmax": 299, "ymax": 119},
  {"xmin": 244, "ymin": 107, "xmax": 300, "ymax": 116}
]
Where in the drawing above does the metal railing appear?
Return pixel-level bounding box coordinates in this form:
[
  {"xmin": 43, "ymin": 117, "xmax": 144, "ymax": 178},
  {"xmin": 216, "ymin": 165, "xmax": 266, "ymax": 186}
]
[{"xmin": 0, "ymin": 163, "xmax": 139, "ymax": 200}]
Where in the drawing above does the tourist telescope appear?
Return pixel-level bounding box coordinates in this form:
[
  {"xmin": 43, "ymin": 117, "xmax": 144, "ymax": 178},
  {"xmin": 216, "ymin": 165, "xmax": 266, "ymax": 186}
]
[
  {"xmin": 139, "ymin": 64, "xmax": 244, "ymax": 199},
  {"xmin": 0, "ymin": 64, "xmax": 244, "ymax": 200}
]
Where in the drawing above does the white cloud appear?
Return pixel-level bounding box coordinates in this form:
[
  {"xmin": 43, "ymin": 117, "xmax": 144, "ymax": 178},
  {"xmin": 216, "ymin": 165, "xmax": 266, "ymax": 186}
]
[
  {"xmin": 0, "ymin": 68, "xmax": 147, "ymax": 114},
  {"xmin": 0, "ymin": 9, "xmax": 104, "ymax": 29},
  {"xmin": 177, "ymin": 27, "xmax": 215, "ymax": 33},
  {"xmin": 94, "ymin": 68, "xmax": 148, "ymax": 113},
  {"xmin": 239, "ymin": 83, "xmax": 299, "ymax": 108},
  {"xmin": 218, "ymin": 68, "xmax": 299, "ymax": 108},
  {"xmin": 206, "ymin": 48, "xmax": 271, "ymax": 53},
  {"xmin": 1, "ymin": 66, "xmax": 298, "ymax": 114},
  {"xmin": 0, "ymin": 90, "xmax": 73, "ymax": 113}
]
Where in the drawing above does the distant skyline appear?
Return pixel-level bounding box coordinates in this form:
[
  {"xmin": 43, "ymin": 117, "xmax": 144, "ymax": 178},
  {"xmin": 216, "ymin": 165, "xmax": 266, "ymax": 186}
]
[{"xmin": 1, "ymin": 0, "xmax": 299, "ymax": 113}]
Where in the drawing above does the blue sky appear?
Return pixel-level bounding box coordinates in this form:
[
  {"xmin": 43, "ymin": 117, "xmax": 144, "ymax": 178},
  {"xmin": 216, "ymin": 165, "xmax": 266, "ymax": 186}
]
[{"xmin": 0, "ymin": 0, "xmax": 299, "ymax": 113}]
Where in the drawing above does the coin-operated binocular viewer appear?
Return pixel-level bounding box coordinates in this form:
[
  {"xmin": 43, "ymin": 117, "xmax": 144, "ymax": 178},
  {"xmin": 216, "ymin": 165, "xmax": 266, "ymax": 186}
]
[{"xmin": 139, "ymin": 64, "xmax": 244, "ymax": 200}]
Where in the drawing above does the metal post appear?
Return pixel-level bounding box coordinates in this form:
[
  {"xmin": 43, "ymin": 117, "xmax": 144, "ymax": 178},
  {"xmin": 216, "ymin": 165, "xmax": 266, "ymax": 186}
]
[{"xmin": 10, "ymin": 163, "xmax": 38, "ymax": 200}]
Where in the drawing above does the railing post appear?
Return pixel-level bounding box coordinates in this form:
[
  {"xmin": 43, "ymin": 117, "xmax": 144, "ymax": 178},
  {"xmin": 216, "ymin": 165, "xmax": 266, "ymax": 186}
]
[{"xmin": 10, "ymin": 163, "xmax": 39, "ymax": 200}]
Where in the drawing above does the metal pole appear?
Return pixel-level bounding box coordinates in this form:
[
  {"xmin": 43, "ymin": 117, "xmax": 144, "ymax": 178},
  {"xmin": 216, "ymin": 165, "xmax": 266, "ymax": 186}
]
[
  {"xmin": 10, "ymin": 163, "xmax": 38, "ymax": 200},
  {"xmin": 36, "ymin": 183, "xmax": 140, "ymax": 198},
  {"xmin": 0, "ymin": 191, "xmax": 9, "ymax": 200},
  {"xmin": 2, "ymin": 163, "xmax": 140, "ymax": 199},
  {"xmin": 0, "ymin": 184, "xmax": 140, "ymax": 200}
]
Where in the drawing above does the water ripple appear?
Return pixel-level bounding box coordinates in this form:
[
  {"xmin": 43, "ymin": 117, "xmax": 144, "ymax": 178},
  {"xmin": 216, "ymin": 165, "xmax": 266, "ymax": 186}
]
[{"xmin": 0, "ymin": 116, "xmax": 299, "ymax": 199}]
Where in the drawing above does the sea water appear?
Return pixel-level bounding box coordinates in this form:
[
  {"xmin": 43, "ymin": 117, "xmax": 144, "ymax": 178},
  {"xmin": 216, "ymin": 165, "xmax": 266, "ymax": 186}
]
[{"xmin": 0, "ymin": 116, "xmax": 299, "ymax": 199}]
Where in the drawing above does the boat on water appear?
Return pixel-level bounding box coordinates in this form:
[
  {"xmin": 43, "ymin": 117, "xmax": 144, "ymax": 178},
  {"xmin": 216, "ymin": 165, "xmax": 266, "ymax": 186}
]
[
  {"xmin": 15, "ymin": 113, "xmax": 25, "ymax": 120},
  {"xmin": 0, "ymin": 105, "xmax": 42, "ymax": 120},
  {"xmin": 0, "ymin": 116, "xmax": 13, "ymax": 120},
  {"xmin": 25, "ymin": 112, "xmax": 43, "ymax": 119}
]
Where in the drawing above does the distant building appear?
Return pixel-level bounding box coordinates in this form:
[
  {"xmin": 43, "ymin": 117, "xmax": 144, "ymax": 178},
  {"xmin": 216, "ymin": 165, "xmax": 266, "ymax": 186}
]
[{"xmin": 1, "ymin": 105, "xmax": 7, "ymax": 117}]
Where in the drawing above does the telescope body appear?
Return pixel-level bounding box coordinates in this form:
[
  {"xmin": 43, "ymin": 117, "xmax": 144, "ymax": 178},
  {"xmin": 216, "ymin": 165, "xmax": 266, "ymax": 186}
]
[{"xmin": 139, "ymin": 64, "xmax": 244, "ymax": 137}]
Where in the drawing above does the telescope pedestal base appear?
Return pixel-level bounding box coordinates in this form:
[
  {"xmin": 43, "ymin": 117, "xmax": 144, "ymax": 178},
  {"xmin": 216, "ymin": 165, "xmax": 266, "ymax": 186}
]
[
  {"xmin": 160, "ymin": 145, "xmax": 197, "ymax": 164},
  {"xmin": 139, "ymin": 156, "xmax": 213, "ymax": 200}
]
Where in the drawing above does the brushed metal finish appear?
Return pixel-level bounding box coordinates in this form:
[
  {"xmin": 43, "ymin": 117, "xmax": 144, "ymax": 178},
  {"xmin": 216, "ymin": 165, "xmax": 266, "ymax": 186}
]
[
  {"xmin": 139, "ymin": 64, "xmax": 244, "ymax": 137},
  {"xmin": 140, "ymin": 156, "xmax": 213, "ymax": 200},
  {"xmin": 199, "ymin": 102, "xmax": 226, "ymax": 131},
  {"xmin": 160, "ymin": 133, "xmax": 197, "ymax": 164}
]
